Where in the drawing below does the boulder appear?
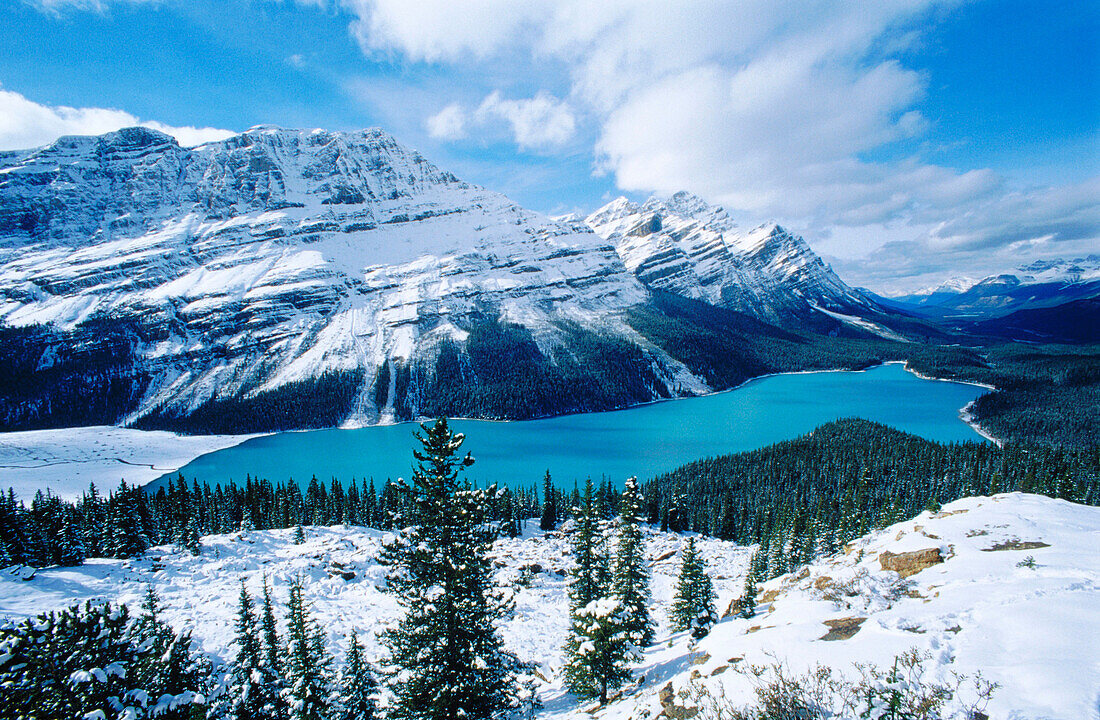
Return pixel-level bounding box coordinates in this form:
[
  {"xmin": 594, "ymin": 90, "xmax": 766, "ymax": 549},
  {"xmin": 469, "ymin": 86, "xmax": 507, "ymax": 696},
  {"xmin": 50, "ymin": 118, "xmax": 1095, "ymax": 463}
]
[
  {"xmin": 878, "ymin": 548, "xmax": 943, "ymax": 578},
  {"xmin": 819, "ymin": 616, "xmax": 866, "ymax": 641}
]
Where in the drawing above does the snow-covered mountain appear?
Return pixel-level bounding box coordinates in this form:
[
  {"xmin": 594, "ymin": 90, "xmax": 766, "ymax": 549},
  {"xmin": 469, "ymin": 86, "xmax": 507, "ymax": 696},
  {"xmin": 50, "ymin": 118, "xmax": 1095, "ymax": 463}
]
[
  {"xmin": 881, "ymin": 255, "xmax": 1100, "ymax": 317},
  {"xmin": 0, "ymin": 126, "xmax": 684, "ymax": 429},
  {"xmin": 585, "ymin": 192, "xmax": 877, "ymax": 323},
  {"xmin": 0, "ymin": 128, "xmax": 896, "ymax": 432},
  {"xmin": 1, "ymin": 493, "xmax": 1094, "ymax": 719}
]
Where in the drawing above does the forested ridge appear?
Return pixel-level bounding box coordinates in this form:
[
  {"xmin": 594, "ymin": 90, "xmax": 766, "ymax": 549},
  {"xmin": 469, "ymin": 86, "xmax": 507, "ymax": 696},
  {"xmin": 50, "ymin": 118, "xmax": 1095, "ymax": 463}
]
[{"xmin": 642, "ymin": 418, "xmax": 1098, "ymax": 580}]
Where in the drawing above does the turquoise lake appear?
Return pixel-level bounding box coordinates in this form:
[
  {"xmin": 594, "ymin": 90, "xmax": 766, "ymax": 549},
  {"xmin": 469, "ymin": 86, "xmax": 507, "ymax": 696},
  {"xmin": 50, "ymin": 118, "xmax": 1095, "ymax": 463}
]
[{"xmin": 158, "ymin": 363, "xmax": 989, "ymax": 491}]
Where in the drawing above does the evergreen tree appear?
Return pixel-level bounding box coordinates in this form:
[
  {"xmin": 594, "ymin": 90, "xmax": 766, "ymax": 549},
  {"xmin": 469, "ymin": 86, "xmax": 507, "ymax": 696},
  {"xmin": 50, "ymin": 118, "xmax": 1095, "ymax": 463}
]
[
  {"xmin": 294, "ymin": 525, "xmax": 306, "ymax": 545},
  {"xmin": 539, "ymin": 470, "xmax": 557, "ymax": 531},
  {"xmin": 283, "ymin": 575, "xmax": 331, "ymax": 720},
  {"xmin": 613, "ymin": 476, "xmax": 653, "ymax": 648},
  {"xmin": 141, "ymin": 583, "xmax": 162, "ymax": 624},
  {"xmin": 670, "ymin": 537, "xmax": 717, "ymax": 639},
  {"xmin": 378, "ymin": 418, "xmax": 521, "ymax": 720},
  {"xmin": 0, "ymin": 600, "xmax": 209, "ymax": 720},
  {"xmin": 181, "ymin": 518, "xmax": 202, "ymax": 556},
  {"xmin": 563, "ymin": 598, "xmax": 635, "ymax": 705},
  {"xmin": 228, "ymin": 581, "xmax": 269, "ymax": 720},
  {"xmin": 567, "ymin": 477, "xmax": 610, "ymax": 612},
  {"xmin": 734, "ymin": 554, "xmax": 759, "ymax": 620},
  {"xmin": 261, "ymin": 576, "xmax": 282, "ymax": 674},
  {"xmin": 565, "ymin": 476, "xmax": 634, "ymax": 703},
  {"xmin": 336, "ymin": 632, "xmax": 378, "ymax": 720},
  {"xmin": 57, "ymin": 509, "xmax": 86, "ymax": 566}
]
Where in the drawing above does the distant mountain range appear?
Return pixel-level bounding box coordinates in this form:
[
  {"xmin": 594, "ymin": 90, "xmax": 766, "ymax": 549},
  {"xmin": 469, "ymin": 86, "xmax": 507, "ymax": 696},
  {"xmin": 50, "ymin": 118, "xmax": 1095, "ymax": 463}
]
[
  {"xmin": 0, "ymin": 125, "xmax": 1058, "ymax": 433},
  {"xmin": 871, "ymin": 256, "xmax": 1100, "ymax": 319}
]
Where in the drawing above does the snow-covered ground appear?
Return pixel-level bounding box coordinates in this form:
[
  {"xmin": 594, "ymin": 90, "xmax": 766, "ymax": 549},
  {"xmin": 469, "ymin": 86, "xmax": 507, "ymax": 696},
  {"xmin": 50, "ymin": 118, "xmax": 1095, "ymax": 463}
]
[
  {"xmin": 0, "ymin": 426, "xmax": 260, "ymax": 500},
  {"xmin": 0, "ymin": 493, "xmax": 1095, "ymax": 719}
]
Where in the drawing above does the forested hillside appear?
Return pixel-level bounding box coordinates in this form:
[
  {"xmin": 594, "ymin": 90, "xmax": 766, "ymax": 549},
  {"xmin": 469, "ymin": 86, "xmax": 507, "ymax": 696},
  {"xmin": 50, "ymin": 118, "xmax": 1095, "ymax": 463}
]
[{"xmin": 643, "ymin": 419, "xmax": 1099, "ymax": 580}]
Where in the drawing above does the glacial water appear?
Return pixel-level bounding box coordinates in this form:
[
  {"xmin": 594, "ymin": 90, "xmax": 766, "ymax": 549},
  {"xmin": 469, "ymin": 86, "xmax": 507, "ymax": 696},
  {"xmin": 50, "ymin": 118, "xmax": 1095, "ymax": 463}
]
[{"xmin": 156, "ymin": 363, "xmax": 988, "ymax": 491}]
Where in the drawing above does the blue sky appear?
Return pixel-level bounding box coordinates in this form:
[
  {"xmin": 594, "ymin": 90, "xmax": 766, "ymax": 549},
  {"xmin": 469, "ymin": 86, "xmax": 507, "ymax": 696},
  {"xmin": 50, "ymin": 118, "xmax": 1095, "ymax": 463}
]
[{"xmin": 1, "ymin": 0, "xmax": 1097, "ymax": 291}]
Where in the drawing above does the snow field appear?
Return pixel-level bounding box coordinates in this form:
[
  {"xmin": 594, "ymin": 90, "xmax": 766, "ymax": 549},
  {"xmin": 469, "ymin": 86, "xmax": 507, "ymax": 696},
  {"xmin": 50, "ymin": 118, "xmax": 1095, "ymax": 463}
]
[
  {"xmin": 0, "ymin": 426, "xmax": 262, "ymax": 501},
  {"xmin": 0, "ymin": 493, "xmax": 1095, "ymax": 719}
]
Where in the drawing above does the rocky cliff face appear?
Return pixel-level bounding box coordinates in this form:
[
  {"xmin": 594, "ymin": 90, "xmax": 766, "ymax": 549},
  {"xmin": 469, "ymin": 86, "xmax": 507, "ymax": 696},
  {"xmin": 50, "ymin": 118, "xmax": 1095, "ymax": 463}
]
[
  {"xmin": 586, "ymin": 192, "xmax": 876, "ymax": 323},
  {"xmin": 0, "ymin": 129, "xmax": 887, "ymax": 432}
]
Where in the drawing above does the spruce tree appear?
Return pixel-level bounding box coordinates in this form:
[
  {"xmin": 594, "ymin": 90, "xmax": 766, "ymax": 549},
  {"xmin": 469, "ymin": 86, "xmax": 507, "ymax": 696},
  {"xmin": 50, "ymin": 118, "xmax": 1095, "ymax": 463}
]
[
  {"xmin": 336, "ymin": 632, "xmax": 378, "ymax": 720},
  {"xmin": 229, "ymin": 581, "xmax": 267, "ymax": 720},
  {"xmin": 294, "ymin": 525, "xmax": 306, "ymax": 545},
  {"xmin": 670, "ymin": 537, "xmax": 717, "ymax": 639},
  {"xmin": 378, "ymin": 418, "xmax": 521, "ymax": 720},
  {"xmin": 58, "ymin": 510, "xmax": 86, "ymax": 566},
  {"xmin": 539, "ymin": 470, "xmax": 557, "ymax": 531},
  {"xmin": 613, "ymin": 476, "xmax": 653, "ymax": 648},
  {"xmin": 734, "ymin": 553, "xmax": 759, "ymax": 620},
  {"xmin": 181, "ymin": 518, "xmax": 202, "ymax": 556},
  {"xmin": 563, "ymin": 598, "xmax": 635, "ymax": 705},
  {"xmin": 567, "ymin": 477, "xmax": 610, "ymax": 611},
  {"xmin": 261, "ymin": 575, "xmax": 282, "ymax": 675},
  {"xmin": 283, "ymin": 575, "xmax": 331, "ymax": 720},
  {"xmin": 564, "ymin": 476, "xmax": 634, "ymax": 703}
]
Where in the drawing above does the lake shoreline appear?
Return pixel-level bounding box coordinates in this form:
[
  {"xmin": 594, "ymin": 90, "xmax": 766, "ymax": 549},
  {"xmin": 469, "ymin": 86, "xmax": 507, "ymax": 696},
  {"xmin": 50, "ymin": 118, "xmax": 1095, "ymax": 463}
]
[{"xmin": 0, "ymin": 361, "xmax": 999, "ymax": 499}]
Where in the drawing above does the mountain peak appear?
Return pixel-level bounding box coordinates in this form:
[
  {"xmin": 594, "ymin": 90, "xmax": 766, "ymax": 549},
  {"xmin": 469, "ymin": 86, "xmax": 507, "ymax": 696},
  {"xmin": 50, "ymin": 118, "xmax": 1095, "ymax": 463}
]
[{"xmin": 587, "ymin": 192, "xmax": 874, "ymax": 321}]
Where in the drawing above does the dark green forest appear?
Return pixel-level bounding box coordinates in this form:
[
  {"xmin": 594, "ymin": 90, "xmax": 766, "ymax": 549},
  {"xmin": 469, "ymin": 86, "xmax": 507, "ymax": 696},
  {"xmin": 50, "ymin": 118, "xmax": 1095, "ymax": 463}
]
[{"xmin": 642, "ymin": 419, "xmax": 1099, "ymax": 579}]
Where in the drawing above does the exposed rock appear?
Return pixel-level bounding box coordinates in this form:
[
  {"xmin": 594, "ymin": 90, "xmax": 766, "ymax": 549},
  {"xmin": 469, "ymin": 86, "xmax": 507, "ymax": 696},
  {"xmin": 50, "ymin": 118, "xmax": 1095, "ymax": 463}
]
[
  {"xmin": 981, "ymin": 539, "xmax": 1050, "ymax": 552},
  {"xmin": 931, "ymin": 508, "xmax": 969, "ymax": 519},
  {"xmin": 690, "ymin": 652, "xmax": 711, "ymax": 666},
  {"xmin": 819, "ymin": 617, "xmax": 866, "ymax": 641},
  {"xmin": 658, "ymin": 682, "xmax": 675, "ymax": 707},
  {"xmin": 879, "ymin": 548, "xmax": 944, "ymax": 578},
  {"xmin": 759, "ymin": 587, "xmax": 782, "ymax": 603},
  {"xmin": 651, "ymin": 549, "xmax": 677, "ymax": 564}
]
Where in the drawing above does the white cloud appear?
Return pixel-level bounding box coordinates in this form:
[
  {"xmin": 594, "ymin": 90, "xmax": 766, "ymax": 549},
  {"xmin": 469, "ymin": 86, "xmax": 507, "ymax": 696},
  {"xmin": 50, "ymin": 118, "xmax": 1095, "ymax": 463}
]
[
  {"xmin": 25, "ymin": 0, "xmax": 159, "ymax": 13},
  {"xmin": 331, "ymin": 0, "xmax": 1099, "ymax": 287},
  {"xmin": 426, "ymin": 91, "xmax": 576, "ymax": 150},
  {"xmin": 475, "ymin": 91, "xmax": 575, "ymax": 149},
  {"xmin": 0, "ymin": 87, "xmax": 235, "ymax": 150},
  {"xmin": 425, "ymin": 103, "xmax": 467, "ymax": 140}
]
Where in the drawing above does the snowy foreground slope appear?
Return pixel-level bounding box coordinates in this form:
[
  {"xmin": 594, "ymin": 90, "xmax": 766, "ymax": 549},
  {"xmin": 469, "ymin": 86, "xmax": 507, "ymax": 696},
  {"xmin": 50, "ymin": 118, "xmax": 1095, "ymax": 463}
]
[{"xmin": 1, "ymin": 493, "xmax": 1095, "ymax": 719}]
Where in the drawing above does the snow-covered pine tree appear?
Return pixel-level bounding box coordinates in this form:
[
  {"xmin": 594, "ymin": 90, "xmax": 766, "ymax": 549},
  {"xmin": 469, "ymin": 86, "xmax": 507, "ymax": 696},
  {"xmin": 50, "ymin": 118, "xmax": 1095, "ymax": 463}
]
[
  {"xmin": 259, "ymin": 575, "xmax": 289, "ymax": 720},
  {"xmin": 181, "ymin": 518, "xmax": 202, "ymax": 556},
  {"xmin": 228, "ymin": 581, "xmax": 267, "ymax": 720},
  {"xmin": 283, "ymin": 575, "xmax": 332, "ymax": 720},
  {"xmin": 294, "ymin": 524, "xmax": 306, "ymax": 544},
  {"xmin": 58, "ymin": 508, "xmax": 86, "ymax": 566},
  {"xmin": 563, "ymin": 598, "xmax": 635, "ymax": 705},
  {"xmin": 261, "ymin": 575, "xmax": 282, "ymax": 675},
  {"xmin": 335, "ymin": 632, "xmax": 378, "ymax": 720},
  {"xmin": 539, "ymin": 470, "xmax": 557, "ymax": 531},
  {"xmin": 567, "ymin": 477, "xmax": 610, "ymax": 612},
  {"xmin": 378, "ymin": 418, "xmax": 521, "ymax": 720},
  {"xmin": 734, "ymin": 552, "xmax": 759, "ymax": 620},
  {"xmin": 0, "ymin": 600, "xmax": 210, "ymax": 720},
  {"xmin": 613, "ymin": 476, "xmax": 653, "ymax": 648},
  {"xmin": 564, "ymin": 476, "xmax": 635, "ymax": 703},
  {"xmin": 670, "ymin": 537, "xmax": 717, "ymax": 639}
]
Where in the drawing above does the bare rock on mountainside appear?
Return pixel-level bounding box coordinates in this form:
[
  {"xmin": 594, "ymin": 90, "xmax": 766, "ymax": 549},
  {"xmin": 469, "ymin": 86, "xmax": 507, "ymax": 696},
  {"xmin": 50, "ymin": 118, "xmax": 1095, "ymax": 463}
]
[{"xmin": 878, "ymin": 548, "xmax": 944, "ymax": 578}]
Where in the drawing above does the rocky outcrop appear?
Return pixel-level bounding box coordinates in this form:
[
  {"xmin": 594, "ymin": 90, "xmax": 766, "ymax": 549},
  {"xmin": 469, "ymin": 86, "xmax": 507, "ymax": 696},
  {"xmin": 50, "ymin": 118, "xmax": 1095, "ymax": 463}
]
[{"xmin": 878, "ymin": 548, "xmax": 944, "ymax": 578}]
